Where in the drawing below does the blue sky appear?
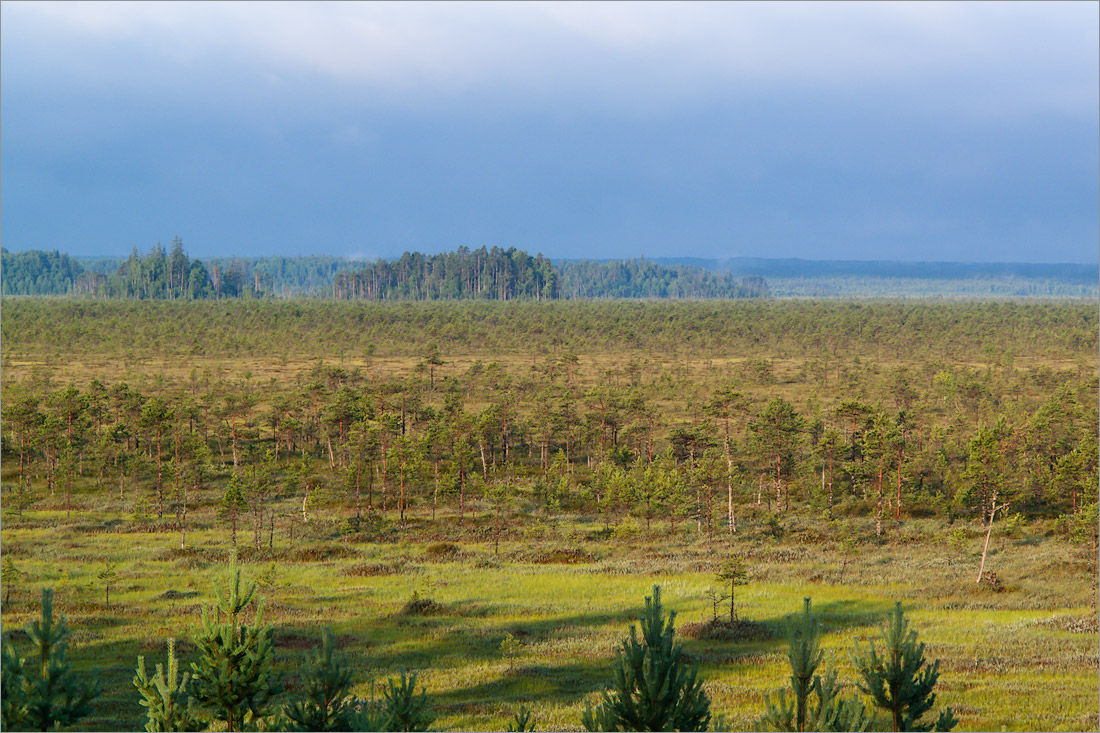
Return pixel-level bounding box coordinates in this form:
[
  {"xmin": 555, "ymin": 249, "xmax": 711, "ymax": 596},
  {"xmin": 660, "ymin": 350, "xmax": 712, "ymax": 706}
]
[{"xmin": 2, "ymin": 1, "xmax": 1097, "ymax": 262}]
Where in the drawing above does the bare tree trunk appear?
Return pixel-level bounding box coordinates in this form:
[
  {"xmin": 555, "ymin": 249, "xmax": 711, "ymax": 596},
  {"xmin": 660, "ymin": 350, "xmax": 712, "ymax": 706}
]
[
  {"xmin": 875, "ymin": 456, "xmax": 884, "ymax": 537},
  {"xmin": 433, "ymin": 458, "xmax": 440, "ymax": 521},
  {"xmin": 725, "ymin": 436, "xmax": 734, "ymax": 534},
  {"xmin": 459, "ymin": 467, "xmax": 466, "ymax": 525},
  {"xmin": 381, "ymin": 439, "xmax": 389, "ymax": 512},
  {"xmin": 896, "ymin": 444, "xmax": 903, "ymax": 523},
  {"xmin": 775, "ymin": 453, "xmax": 782, "ymax": 510},
  {"xmin": 180, "ymin": 478, "xmax": 189, "ymax": 550},
  {"xmin": 977, "ymin": 491, "xmax": 1001, "ymax": 583}
]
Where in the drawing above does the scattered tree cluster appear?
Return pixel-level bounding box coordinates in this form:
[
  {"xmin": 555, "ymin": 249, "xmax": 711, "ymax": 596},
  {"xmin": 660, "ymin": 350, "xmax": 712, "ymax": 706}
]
[{"xmin": 2, "ymin": 338, "xmax": 1094, "ymax": 556}]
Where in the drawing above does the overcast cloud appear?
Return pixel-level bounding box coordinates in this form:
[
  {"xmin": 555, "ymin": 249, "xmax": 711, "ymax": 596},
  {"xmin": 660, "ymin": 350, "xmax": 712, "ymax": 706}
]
[{"xmin": 2, "ymin": 1, "xmax": 1097, "ymax": 261}]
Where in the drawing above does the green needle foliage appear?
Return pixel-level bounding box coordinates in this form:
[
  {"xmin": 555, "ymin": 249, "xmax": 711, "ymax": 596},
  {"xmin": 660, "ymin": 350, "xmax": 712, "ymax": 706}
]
[
  {"xmin": 379, "ymin": 672, "xmax": 436, "ymax": 732},
  {"xmin": 133, "ymin": 638, "xmax": 205, "ymax": 732},
  {"xmin": 2, "ymin": 557, "xmax": 24, "ymax": 605},
  {"xmin": 6, "ymin": 588, "xmax": 99, "ymax": 731},
  {"xmin": 755, "ymin": 598, "xmax": 871, "ymax": 733},
  {"xmin": 582, "ymin": 585, "xmax": 711, "ymax": 732},
  {"xmin": 97, "ymin": 563, "xmax": 118, "ymax": 608},
  {"xmin": 506, "ymin": 704, "xmax": 536, "ymax": 732},
  {"xmin": 715, "ymin": 557, "xmax": 748, "ymax": 623},
  {"xmin": 282, "ymin": 628, "xmax": 356, "ymax": 732},
  {"xmin": 851, "ymin": 602, "xmax": 958, "ymax": 732},
  {"xmin": 343, "ymin": 690, "xmax": 392, "ymax": 733},
  {"xmin": 189, "ymin": 560, "xmax": 281, "ymax": 732},
  {"xmin": 1, "ymin": 637, "xmax": 28, "ymax": 729}
]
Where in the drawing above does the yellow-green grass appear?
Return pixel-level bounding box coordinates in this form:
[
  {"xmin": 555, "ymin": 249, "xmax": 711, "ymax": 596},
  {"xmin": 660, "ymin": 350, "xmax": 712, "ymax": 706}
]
[{"xmin": 1, "ymin": 500, "xmax": 1095, "ymax": 732}]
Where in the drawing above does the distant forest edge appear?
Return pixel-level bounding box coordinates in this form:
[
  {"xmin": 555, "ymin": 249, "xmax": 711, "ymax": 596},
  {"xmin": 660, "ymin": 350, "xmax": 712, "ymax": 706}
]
[
  {"xmin": 2, "ymin": 243, "xmax": 1096, "ymax": 299},
  {"xmin": 647, "ymin": 256, "xmax": 1100, "ymax": 298},
  {"xmin": 0, "ymin": 244, "xmax": 766, "ymax": 300}
]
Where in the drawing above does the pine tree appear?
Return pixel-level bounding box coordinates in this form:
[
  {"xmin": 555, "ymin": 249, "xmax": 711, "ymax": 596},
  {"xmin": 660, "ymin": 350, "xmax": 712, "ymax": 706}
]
[
  {"xmin": 220, "ymin": 475, "xmax": 248, "ymax": 551},
  {"xmin": 189, "ymin": 560, "xmax": 281, "ymax": 732},
  {"xmin": 2, "ymin": 557, "xmax": 24, "ymax": 605},
  {"xmin": 97, "ymin": 563, "xmax": 118, "ymax": 609},
  {"xmin": 506, "ymin": 704, "xmax": 536, "ymax": 731},
  {"xmin": 1, "ymin": 638, "xmax": 28, "ymax": 729},
  {"xmin": 755, "ymin": 598, "xmax": 871, "ymax": 732},
  {"xmin": 133, "ymin": 638, "xmax": 205, "ymax": 732},
  {"xmin": 581, "ymin": 585, "xmax": 711, "ymax": 732},
  {"xmin": 715, "ymin": 557, "xmax": 748, "ymax": 623},
  {"xmin": 13, "ymin": 588, "xmax": 99, "ymax": 731},
  {"xmin": 282, "ymin": 628, "xmax": 356, "ymax": 732},
  {"xmin": 379, "ymin": 671, "xmax": 436, "ymax": 732},
  {"xmin": 850, "ymin": 602, "xmax": 958, "ymax": 732},
  {"xmin": 343, "ymin": 687, "xmax": 392, "ymax": 733}
]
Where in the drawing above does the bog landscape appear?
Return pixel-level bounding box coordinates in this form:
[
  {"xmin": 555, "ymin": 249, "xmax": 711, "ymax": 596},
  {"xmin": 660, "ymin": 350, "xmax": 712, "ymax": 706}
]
[
  {"xmin": 3, "ymin": 3, "xmax": 1098, "ymax": 731},
  {"xmin": 1, "ymin": 245, "xmax": 1098, "ymax": 732}
]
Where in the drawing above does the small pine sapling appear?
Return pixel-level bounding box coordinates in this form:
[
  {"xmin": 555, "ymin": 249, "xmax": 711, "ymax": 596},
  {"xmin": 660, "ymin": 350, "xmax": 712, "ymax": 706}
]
[
  {"xmin": 755, "ymin": 598, "xmax": 871, "ymax": 732},
  {"xmin": 851, "ymin": 602, "xmax": 958, "ymax": 732},
  {"xmin": 282, "ymin": 628, "xmax": 355, "ymax": 732},
  {"xmin": 189, "ymin": 559, "xmax": 281, "ymax": 732},
  {"xmin": 133, "ymin": 638, "xmax": 205, "ymax": 732},
  {"xmin": 1, "ymin": 638, "xmax": 28, "ymax": 730},
  {"xmin": 18, "ymin": 588, "xmax": 100, "ymax": 731},
  {"xmin": 506, "ymin": 704, "xmax": 536, "ymax": 732},
  {"xmin": 581, "ymin": 585, "xmax": 711, "ymax": 732},
  {"xmin": 500, "ymin": 632, "xmax": 523, "ymax": 672},
  {"xmin": 704, "ymin": 589, "xmax": 729, "ymax": 622},
  {"xmin": 2, "ymin": 554, "xmax": 24, "ymax": 603},
  {"xmin": 380, "ymin": 671, "xmax": 436, "ymax": 732},
  {"xmin": 2, "ymin": 557, "xmax": 24, "ymax": 606},
  {"xmin": 716, "ymin": 556, "xmax": 748, "ymax": 623},
  {"xmin": 343, "ymin": 682, "xmax": 391, "ymax": 733},
  {"xmin": 97, "ymin": 563, "xmax": 118, "ymax": 608}
]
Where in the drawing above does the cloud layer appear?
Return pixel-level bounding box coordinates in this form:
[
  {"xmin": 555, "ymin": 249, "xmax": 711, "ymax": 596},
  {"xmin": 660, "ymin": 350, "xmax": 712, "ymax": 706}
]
[{"xmin": 2, "ymin": 1, "xmax": 1097, "ymax": 261}]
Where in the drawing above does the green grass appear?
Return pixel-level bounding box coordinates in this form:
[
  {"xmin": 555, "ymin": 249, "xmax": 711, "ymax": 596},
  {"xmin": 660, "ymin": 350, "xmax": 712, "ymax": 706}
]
[{"xmin": 2, "ymin": 499, "xmax": 1096, "ymax": 732}]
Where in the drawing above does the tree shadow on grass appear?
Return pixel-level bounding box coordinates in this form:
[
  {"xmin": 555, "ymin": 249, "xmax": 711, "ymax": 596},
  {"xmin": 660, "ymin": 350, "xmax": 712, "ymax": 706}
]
[{"xmin": 336, "ymin": 596, "xmax": 896, "ymax": 712}]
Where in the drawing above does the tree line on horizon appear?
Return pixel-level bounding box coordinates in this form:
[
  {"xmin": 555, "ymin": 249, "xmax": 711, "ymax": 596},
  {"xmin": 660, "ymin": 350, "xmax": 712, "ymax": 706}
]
[{"xmin": 0, "ymin": 244, "xmax": 767, "ymax": 301}]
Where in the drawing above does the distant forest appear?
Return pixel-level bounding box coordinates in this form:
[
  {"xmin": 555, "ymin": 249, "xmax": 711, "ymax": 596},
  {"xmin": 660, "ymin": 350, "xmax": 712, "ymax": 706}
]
[
  {"xmin": 3, "ymin": 243, "xmax": 1096, "ymax": 300},
  {"xmin": 650, "ymin": 256, "xmax": 1100, "ymax": 298},
  {"xmin": 1, "ymin": 244, "xmax": 766, "ymax": 301}
]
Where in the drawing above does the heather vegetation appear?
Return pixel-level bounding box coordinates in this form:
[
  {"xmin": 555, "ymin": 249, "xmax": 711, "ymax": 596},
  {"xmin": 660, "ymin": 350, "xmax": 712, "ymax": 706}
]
[{"xmin": 0, "ymin": 298, "xmax": 1097, "ymax": 731}]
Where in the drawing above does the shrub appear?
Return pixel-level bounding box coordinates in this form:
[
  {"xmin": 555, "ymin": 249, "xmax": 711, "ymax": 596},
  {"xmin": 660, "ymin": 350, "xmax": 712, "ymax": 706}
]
[{"xmin": 400, "ymin": 592, "xmax": 443, "ymax": 616}]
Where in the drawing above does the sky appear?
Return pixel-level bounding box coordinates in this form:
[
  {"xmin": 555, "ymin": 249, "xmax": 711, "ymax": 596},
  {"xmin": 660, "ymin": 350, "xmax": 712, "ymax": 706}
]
[{"xmin": 2, "ymin": 1, "xmax": 1097, "ymax": 263}]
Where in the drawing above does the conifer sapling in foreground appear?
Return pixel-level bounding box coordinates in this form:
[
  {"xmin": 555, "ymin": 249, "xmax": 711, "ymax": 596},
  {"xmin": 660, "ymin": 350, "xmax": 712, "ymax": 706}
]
[
  {"xmin": 582, "ymin": 585, "xmax": 711, "ymax": 732},
  {"xmin": 133, "ymin": 638, "xmax": 205, "ymax": 732},
  {"xmin": 281, "ymin": 628, "xmax": 356, "ymax": 732},
  {"xmin": 3, "ymin": 588, "xmax": 99, "ymax": 732},
  {"xmin": 851, "ymin": 602, "xmax": 958, "ymax": 732},
  {"xmin": 189, "ymin": 559, "xmax": 281, "ymax": 732},
  {"xmin": 754, "ymin": 598, "xmax": 871, "ymax": 732}
]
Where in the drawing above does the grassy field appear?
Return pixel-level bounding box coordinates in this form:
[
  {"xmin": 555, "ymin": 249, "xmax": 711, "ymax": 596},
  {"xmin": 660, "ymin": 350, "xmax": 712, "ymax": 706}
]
[
  {"xmin": 1, "ymin": 495, "xmax": 1096, "ymax": 732},
  {"xmin": 1, "ymin": 299, "xmax": 1097, "ymax": 731}
]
